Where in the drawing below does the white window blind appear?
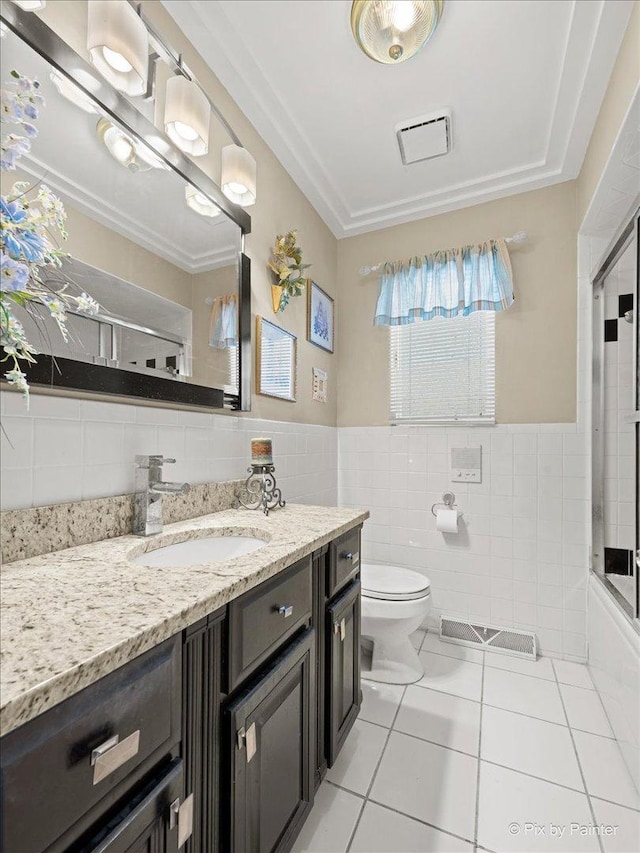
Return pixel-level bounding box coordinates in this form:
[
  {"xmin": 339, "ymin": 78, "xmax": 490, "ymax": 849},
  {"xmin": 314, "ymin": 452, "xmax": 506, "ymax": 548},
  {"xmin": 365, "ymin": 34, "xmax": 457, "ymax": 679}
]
[{"xmin": 389, "ymin": 312, "xmax": 495, "ymax": 424}]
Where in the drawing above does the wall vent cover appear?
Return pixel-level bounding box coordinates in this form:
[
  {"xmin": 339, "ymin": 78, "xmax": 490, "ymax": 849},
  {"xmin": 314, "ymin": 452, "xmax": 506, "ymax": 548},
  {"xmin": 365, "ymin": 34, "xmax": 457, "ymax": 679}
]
[
  {"xmin": 396, "ymin": 109, "xmax": 451, "ymax": 165},
  {"xmin": 440, "ymin": 616, "xmax": 536, "ymax": 659}
]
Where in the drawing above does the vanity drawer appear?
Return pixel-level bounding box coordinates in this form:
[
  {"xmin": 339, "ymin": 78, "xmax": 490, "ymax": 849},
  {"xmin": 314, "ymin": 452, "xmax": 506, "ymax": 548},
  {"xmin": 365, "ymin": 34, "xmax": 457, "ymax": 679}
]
[
  {"xmin": 1, "ymin": 635, "xmax": 181, "ymax": 853},
  {"xmin": 228, "ymin": 557, "xmax": 312, "ymax": 691},
  {"xmin": 328, "ymin": 527, "xmax": 361, "ymax": 599}
]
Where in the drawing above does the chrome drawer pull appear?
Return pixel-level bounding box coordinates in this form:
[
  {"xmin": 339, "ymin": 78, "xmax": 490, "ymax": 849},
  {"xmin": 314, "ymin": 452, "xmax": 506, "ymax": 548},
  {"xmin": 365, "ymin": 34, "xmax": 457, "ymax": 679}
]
[
  {"xmin": 91, "ymin": 730, "xmax": 140, "ymax": 785},
  {"xmin": 333, "ymin": 619, "xmax": 346, "ymax": 641},
  {"xmin": 170, "ymin": 794, "xmax": 194, "ymax": 848},
  {"xmin": 343, "ymin": 551, "xmax": 360, "ymax": 565},
  {"xmin": 344, "ymin": 552, "xmax": 353, "ymax": 560},
  {"xmin": 278, "ymin": 605, "xmax": 294, "ymax": 618}
]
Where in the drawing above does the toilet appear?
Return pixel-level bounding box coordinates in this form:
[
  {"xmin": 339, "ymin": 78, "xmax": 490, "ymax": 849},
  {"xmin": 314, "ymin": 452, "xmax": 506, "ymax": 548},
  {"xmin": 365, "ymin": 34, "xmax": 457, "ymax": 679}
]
[{"xmin": 360, "ymin": 562, "xmax": 431, "ymax": 684}]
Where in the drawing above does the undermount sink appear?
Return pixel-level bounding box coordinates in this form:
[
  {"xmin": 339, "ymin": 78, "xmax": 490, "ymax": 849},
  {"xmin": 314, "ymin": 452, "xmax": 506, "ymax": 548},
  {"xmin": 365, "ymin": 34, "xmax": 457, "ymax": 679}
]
[{"xmin": 130, "ymin": 533, "xmax": 267, "ymax": 567}]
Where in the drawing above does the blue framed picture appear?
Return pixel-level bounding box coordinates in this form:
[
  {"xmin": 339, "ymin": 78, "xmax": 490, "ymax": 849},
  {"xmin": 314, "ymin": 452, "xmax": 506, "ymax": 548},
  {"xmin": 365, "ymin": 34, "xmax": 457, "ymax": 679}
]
[{"xmin": 307, "ymin": 280, "xmax": 334, "ymax": 353}]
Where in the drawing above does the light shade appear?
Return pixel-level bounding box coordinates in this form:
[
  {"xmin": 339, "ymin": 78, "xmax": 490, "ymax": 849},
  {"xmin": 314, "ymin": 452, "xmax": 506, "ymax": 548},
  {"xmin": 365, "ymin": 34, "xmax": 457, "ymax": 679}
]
[
  {"xmin": 50, "ymin": 70, "xmax": 98, "ymax": 114},
  {"xmin": 87, "ymin": 0, "xmax": 148, "ymax": 96},
  {"xmin": 12, "ymin": 1, "xmax": 47, "ymax": 10},
  {"xmin": 351, "ymin": 0, "xmax": 444, "ymax": 64},
  {"xmin": 221, "ymin": 144, "xmax": 257, "ymax": 207},
  {"xmin": 97, "ymin": 118, "xmax": 166, "ymax": 172},
  {"xmin": 185, "ymin": 185, "xmax": 221, "ymax": 218},
  {"xmin": 164, "ymin": 76, "xmax": 210, "ymax": 157}
]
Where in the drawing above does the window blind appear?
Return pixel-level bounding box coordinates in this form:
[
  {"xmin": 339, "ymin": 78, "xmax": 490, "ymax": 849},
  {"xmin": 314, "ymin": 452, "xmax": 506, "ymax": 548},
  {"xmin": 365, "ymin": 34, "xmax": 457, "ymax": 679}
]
[
  {"xmin": 260, "ymin": 336, "xmax": 296, "ymax": 399},
  {"xmin": 389, "ymin": 312, "xmax": 495, "ymax": 424}
]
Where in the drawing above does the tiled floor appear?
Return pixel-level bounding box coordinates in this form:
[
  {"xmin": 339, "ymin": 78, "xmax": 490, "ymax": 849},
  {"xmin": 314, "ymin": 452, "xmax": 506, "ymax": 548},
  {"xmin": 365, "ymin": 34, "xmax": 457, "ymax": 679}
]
[{"xmin": 292, "ymin": 632, "xmax": 640, "ymax": 853}]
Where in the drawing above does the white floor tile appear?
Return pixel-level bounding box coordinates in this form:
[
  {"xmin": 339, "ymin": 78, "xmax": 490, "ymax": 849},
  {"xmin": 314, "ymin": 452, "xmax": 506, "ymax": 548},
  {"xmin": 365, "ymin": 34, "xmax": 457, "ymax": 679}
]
[
  {"xmin": 394, "ymin": 686, "xmax": 481, "ymax": 755},
  {"xmin": 573, "ymin": 730, "xmax": 640, "ymax": 810},
  {"xmin": 477, "ymin": 762, "xmax": 599, "ymax": 852},
  {"xmin": 481, "ymin": 705, "xmax": 584, "ymax": 790},
  {"xmin": 325, "ymin": 719, "xmax": 388, "ymax": 796},
  {"xmin": 360, "ymin": 681, "xmax": 405, "ymax": 729},
  {"xmin": 560, "ymin": 683, "xmax": 613, "ymax": 737},
  {"xmin": 421, "ymin": 632, "xmax": 484, "ymax": 664},
  {"xmin": 291, "ymin": 783, "xmax": 362, "ymax": 853},
  {"xmin": 553, "ymin": 659, "xmax": 594, "ymax": 690},
  {"xmin": 416, "ymin": 651, "xmax": 483, "ymax": 701},
  {"xmin": 350, "ymin": 801, "xmax": 473, "ymax": 853},
  {"xmin": 591, "ymin": 798, "xmax": 640, "ymax": 853},
  {"xmin": 484, "ymin": 652, "xmax": 556, "ymax": 680},
  {"xmin": 483, "ymin": 667, "xmax": 565, "ymax": 724},
  {"xmin": 369, "ymin": 731, "xmax": 477, "ymax": 841}
]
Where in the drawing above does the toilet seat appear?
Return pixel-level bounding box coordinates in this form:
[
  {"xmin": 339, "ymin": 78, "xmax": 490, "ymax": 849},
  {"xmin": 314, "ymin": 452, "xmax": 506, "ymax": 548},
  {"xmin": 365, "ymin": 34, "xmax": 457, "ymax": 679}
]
[{"xmin": 361, "ymin": 563, "xmax": 431, "ymax": 602}]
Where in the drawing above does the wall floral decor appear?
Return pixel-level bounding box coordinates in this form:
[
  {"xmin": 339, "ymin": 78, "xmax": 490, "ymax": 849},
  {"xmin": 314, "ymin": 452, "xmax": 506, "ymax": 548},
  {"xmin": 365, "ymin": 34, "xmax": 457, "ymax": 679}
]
[
  {"xmin": 1, "ymin": 71, "xmax": 99, "ymax": 400},
  {"xmin": 307, "ymin": 280, "xmax": 334, "ymax": 352},
  {"xmin": 268, "ymin": 229, "xmax": 310, "ymax": 313}
]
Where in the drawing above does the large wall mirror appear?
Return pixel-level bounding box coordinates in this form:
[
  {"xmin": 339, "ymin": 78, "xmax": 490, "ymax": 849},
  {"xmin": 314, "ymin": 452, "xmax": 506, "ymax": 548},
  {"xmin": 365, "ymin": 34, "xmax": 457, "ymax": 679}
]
[{"xmin": 0, "ymin": 6, "xmax": 251, "ymax": 411}]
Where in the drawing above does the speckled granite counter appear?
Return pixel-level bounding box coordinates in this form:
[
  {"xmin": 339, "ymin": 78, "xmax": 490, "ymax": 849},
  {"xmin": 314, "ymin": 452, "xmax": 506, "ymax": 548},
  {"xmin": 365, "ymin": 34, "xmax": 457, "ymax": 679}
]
[{"xmin": 0, "ymin": 504, "xmax": 368, "ymax": 737}]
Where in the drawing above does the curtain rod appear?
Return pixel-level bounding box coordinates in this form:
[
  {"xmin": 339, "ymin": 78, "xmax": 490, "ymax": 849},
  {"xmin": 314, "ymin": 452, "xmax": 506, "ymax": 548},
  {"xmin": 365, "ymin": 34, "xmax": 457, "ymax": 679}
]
[{"xmin": 358, "ymin": 231, "xmax": 528, "ymax": 276}]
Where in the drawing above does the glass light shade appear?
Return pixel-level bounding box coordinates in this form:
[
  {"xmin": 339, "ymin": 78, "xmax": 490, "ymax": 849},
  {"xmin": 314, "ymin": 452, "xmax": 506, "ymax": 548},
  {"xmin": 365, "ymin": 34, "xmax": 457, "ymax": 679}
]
[
  {"xmin": 96, "ymin": 118, "xmax": 165, "ymax": 173},
  {"xmin": 164, "ymin": 76, "xmax": 210, "ymax": 157},
  {"xmin": 185, "ymin": 185, "xmax": 221, "ymax": 218},
  {"xmin": 351, "ymin": 0, "xmax": 444, "ymax": 64},
  {"xmin": 12, "ymin": 1, "xmax": 47, "ymax": 10},
  {"xmin": 87, "ymin": 0, "xmax": 148, "ymax": 96},
  {"xmin": 50, "ymin": 70, "xmax": 98, "ymax": 114},
  {"xmin": 221, "ymin": 144, "xmax": 257, "ymax": 207}
]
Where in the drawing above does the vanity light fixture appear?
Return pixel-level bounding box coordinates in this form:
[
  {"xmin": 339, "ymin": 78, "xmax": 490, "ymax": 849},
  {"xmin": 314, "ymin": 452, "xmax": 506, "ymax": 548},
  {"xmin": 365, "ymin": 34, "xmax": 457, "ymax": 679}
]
[
  {"xmin": 87, "ymin": 0, "xmax": 149, "ymax": 96},
  {"xmin": 11, "ymin": 0, "xmax": 46, "ymax": 10},
  {"xmin": 97, "ymin": 118, "xmax": 167, "ymax": 172},
  {"xmin": 185, "ymin": 185, "xmax": 221, "ymax": 218},
  {"xmin": 351, "ymin": 0, "xmax": 444, "ymax": 64},
  {"xmin": 50, "ymin": 70, "xmax": 99, "ymax": 114},
  {"xmin": 164, "ymin": 75, "xmax": 211, "ymax": 156},
  {"xmin": 221, "ymin": 144, "xmax": 257, "ymax": 207}
]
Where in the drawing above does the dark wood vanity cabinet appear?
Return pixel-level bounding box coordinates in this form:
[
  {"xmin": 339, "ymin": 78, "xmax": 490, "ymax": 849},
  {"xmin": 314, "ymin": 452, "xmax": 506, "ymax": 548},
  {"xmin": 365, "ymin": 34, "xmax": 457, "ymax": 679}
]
[{"xmin": 326, "ymin": 580, "xmax": 361, "ymax": 766}]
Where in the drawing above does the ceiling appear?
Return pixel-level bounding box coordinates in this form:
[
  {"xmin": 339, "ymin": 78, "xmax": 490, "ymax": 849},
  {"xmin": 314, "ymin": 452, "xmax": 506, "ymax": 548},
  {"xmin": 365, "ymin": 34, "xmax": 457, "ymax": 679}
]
[{"xmin": 162, "ymin": 0, "xmax": 634, "ymax": 238}]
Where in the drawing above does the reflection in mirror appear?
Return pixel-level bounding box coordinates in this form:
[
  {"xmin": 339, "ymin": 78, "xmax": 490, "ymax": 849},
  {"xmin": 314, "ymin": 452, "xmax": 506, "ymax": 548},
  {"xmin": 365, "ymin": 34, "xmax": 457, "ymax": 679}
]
[
  {"xmin": 256, "ymin": 317, "xmax": 297, "ymax": 402},
  {"xmin": 1, "ymin": 20, "xmax": 243, "ymax": 402}
]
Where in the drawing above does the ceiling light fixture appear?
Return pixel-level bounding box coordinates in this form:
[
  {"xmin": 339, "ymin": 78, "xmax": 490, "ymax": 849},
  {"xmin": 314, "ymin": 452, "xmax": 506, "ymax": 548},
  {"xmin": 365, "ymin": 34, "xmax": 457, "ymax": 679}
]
[
  {"xmin": 351, "ymin": 0, "xmax": 444, "ymax": 64},
  {"xmin": 12, "ymin": 1, "xmax": 47, "ymax": 10},
  {"xmin": 97, "ymin": 118, "xmax": 167, "ymax": 172},
  {"xmin": 87, "ymin": 0, "xmax": 149, "ymax": 96},
  {"xmin": 185, "ymin": 185, "xmax": 221, "ymax": 218},
  {"xmin": 221, "ymin": 144, "xmax": 257, "ymax": 207},
  {"xmin": 164, "ymin": 75, "xmax": 210, "ymax": 156},
  {"xmin": 50, "ymin": 70, "xmax": 99, "ymax": 114}
]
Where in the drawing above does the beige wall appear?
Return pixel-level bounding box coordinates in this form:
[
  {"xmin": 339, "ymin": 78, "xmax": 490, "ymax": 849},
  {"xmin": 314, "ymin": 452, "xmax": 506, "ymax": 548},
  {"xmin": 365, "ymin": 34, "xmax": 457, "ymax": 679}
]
[
  {"xmin": 336, "ymin": 181, "xmax": 577, "ymax": 426},
  {"xmin": 577, "ymin": 2, "xmax": 640, "ymax": 226},
  {"xmin": 37, "ymin": 0, "xmax": 338, "ymax": 426},
  {"xmin": 191, "ymin": 265, "xmax": 236, "ymax": 388}
]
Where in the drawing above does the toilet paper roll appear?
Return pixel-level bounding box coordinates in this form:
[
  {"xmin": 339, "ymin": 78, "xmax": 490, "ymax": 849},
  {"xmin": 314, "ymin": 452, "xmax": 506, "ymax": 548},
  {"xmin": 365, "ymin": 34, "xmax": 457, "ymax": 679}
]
[{"xmin": 436, "ymin": 508, "xmax": 459, "ymax": 533}]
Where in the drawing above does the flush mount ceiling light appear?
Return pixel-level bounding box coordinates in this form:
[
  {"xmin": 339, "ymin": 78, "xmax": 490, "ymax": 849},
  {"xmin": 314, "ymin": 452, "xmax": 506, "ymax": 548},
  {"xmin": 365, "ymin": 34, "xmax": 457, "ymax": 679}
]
[
  {"xmin": 97, "ymin": 118, "xmax": 166, "ymax": 172},
  {"xmin": 351, "ymin": 0, "xmax": 444, "ymax": 64},
  {"xmin": 50, "ymin": 70, "xmax": 99, "ymax": 114},
  {"xmin": 12, "ymin": 1, "xmax": 46, "ymax": 10},
  {"xmin": 87, "ymin": 0, "xmax": 148, "ymax": 96},
  {"xmin": 185, "ymin": 185, "xmax": 221, "ymax": 218},
  {"xmin": 221, "ymin": 144, "xmax": 257, "ymax": 207},
  {"xmin": 164, "ymin": 75, "xmax": 210, "ymax": 156}
]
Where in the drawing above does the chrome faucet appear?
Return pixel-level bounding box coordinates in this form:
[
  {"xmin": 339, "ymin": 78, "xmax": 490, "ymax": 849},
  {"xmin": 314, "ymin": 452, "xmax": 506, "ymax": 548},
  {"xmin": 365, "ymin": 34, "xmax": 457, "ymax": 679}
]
[{"xmin": 133, "ymin": 455, "xmax": 190, "ymax": 536}]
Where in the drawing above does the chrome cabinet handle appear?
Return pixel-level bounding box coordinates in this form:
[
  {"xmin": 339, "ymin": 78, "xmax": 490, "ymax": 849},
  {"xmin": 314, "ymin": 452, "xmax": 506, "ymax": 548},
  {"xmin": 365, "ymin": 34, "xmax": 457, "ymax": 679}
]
[
  {"xmin": 278, "ymin": 605, "xmax": 293, "ymax": 618},
  {"xmin": 91, "ymin": 730, "xmax": 140, "ymax": 785},
  {"xmin": 170, "ymin": 794, "xmax": 194, "ymax": 848},
  {"xmin": 344, "ymin": 552, "xmax": 354, "ymax": 561},
  {"xmin": 333, "ymin": 618, "xmax": 346, "ymax": 641}
]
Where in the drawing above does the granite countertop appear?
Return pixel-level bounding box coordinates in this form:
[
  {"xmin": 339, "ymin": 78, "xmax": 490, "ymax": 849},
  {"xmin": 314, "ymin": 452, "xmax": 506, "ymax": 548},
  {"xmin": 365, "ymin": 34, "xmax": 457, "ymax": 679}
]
[{"xmin": 0, "ymin": 504, "xmax": 368, "ymax": 737}]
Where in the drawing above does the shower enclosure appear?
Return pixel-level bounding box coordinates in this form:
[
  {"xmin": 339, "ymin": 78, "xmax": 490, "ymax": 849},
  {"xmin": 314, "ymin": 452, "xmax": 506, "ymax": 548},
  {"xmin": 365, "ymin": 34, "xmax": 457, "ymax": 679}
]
[{"xmin": 592, "ymin": 209, "xmax": 639, "ymax": 619}]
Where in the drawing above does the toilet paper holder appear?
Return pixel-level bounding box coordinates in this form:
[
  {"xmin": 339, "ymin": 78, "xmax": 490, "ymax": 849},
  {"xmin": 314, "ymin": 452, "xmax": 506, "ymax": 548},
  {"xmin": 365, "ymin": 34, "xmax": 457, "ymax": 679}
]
[{"xmin": 431, "ymin": 491, "xmax": 461, "ymax": 517}]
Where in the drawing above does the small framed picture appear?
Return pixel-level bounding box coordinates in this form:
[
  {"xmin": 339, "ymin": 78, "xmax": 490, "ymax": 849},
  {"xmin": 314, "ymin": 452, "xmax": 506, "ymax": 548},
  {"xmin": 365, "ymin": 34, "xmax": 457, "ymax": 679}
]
[{"xmin": 307, "ymin": 281, "xmax": 334, "ymax": 353}]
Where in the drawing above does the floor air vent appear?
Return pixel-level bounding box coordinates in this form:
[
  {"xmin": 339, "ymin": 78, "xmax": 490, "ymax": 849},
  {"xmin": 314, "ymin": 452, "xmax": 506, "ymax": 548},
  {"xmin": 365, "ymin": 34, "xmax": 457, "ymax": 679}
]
[{"xmin": 440, "ymin": 617, "xmax": 536, "ymax": 660}]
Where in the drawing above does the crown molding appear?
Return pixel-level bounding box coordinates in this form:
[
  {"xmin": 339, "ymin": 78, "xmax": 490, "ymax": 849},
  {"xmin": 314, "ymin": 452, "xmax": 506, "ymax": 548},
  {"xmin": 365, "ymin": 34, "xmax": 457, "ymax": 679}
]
[{"xmin": 162, "ymin": 0, "xmax": 634, "ymax": 239}]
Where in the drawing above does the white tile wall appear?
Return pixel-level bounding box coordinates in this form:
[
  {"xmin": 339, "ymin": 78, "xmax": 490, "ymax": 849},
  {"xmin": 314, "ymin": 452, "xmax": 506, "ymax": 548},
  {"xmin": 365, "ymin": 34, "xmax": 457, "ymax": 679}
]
[
  {"xmin": 338, "ymin": 423, "xmax": 590, "ymax": 659},
  {"xmin": 0, "ymin": 392, "xmax": 338, "ymax": 510}
]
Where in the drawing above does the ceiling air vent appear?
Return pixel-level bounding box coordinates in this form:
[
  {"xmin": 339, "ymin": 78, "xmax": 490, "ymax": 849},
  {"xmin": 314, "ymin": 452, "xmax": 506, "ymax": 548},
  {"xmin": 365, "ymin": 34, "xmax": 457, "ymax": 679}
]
[{"xmin": 396, "ymin": 109, "xmax": 451, "ymax": 165}]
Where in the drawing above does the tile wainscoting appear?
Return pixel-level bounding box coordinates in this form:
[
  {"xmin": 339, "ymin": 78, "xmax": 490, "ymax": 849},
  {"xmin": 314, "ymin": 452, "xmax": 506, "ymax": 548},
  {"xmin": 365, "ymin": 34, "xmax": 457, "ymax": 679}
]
[{"xmin": 338, "ymin": 423, "xmax": 590, "ymax": 660}]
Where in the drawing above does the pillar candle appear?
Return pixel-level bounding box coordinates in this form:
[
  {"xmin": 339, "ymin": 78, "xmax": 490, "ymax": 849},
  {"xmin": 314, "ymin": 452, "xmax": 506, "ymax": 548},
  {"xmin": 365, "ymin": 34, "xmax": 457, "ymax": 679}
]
[{"xmin": 251, "ymin": 437, "xmax": 273, "ymax": 466}]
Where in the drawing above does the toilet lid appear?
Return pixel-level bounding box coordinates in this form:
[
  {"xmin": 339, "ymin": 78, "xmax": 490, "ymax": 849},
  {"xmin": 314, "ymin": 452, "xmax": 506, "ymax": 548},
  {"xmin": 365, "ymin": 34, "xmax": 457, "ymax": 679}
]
[{"xmin": 361, "ymin": 563, "xmax": 431, "ymax": 601}]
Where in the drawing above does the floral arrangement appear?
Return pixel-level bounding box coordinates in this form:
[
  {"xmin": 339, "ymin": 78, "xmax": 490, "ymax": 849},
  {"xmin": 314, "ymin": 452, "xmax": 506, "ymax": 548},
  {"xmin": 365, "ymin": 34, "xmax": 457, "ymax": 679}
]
[
  {"xmin": 1, "ymin": 70, "xmax": 100, "ymax": 400},
  {"xmin": 268, "ymin": 229, "xmax": 310, "ymax": 312}
]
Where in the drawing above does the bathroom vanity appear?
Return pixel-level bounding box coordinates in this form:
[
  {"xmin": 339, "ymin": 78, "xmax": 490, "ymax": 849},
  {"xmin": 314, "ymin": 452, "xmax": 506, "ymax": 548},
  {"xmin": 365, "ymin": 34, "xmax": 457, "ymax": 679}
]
[{"xmin": 0, "ymin": 505, "xmax": 367, "ymax": 853}]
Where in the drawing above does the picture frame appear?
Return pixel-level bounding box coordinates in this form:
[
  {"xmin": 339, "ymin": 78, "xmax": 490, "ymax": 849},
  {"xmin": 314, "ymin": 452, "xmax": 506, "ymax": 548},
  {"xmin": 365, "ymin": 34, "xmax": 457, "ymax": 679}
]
[
  {"xmin": 307, "ymin": 280, "xmax": 334, "ymax": 353},
  {"xmin": 255, "ymin": 316, "xmax": 297, "ymax": 402}
]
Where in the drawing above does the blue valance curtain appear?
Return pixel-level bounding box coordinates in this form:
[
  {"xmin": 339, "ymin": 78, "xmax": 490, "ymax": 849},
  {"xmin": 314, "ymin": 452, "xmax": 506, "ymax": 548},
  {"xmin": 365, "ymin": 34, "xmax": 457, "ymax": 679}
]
[{"xmin": 374, "ymin": 239, "xmax": 514, "ymax": 326}]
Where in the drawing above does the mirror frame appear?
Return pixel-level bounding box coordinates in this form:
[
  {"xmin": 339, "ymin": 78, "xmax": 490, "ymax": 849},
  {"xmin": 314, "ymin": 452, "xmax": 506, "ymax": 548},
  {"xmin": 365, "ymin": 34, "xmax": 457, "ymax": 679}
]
[{"xmin": 0, "ymin": 2, "xmax": 252, "ymax": 412}]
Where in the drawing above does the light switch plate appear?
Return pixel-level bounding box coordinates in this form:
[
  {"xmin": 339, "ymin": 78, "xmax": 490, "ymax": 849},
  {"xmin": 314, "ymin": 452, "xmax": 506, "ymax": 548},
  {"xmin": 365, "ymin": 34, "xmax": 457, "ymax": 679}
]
[{"xmin": 451, "ymin": 447, "xmax": 482, "ymax": 483}]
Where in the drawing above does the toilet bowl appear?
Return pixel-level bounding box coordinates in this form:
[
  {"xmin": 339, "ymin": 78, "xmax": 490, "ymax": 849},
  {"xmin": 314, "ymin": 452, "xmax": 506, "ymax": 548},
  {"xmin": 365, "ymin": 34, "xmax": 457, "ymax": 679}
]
[{"xmin": 360, "ymin": 562, "xmax": 431, "ymax": 684}]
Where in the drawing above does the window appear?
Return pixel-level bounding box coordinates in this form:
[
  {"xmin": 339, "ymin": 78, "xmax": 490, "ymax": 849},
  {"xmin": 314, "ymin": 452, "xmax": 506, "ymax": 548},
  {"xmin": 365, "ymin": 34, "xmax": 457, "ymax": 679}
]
[{"xmin": 389, "ymin": 312, "xmax": 495, "ymax": 424}]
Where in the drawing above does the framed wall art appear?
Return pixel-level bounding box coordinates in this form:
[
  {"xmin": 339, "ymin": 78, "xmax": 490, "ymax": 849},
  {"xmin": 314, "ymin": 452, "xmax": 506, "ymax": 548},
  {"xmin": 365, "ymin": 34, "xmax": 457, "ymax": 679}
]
[{"xmin": 307, "ymin": 281, "xmax": 334, "ymax": 353}]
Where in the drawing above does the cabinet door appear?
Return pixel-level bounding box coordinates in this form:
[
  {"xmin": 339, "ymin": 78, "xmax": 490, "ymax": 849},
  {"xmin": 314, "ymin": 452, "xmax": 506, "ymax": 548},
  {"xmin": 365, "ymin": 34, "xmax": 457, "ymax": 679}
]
[
  {"xmin": 326, "ymin": 581, "xmax": 361, "ymax": 767},
  {"xmin": 225, "ymin": 630, "xmax": 315, "ymax": 853}
]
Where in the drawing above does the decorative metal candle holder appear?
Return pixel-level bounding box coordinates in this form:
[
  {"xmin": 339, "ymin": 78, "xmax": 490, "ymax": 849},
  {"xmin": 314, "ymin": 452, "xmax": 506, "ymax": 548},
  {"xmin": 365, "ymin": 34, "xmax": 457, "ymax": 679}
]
[{"xmin": 238, "ymin": 464, "xmax": 285, "ymax": 516}]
